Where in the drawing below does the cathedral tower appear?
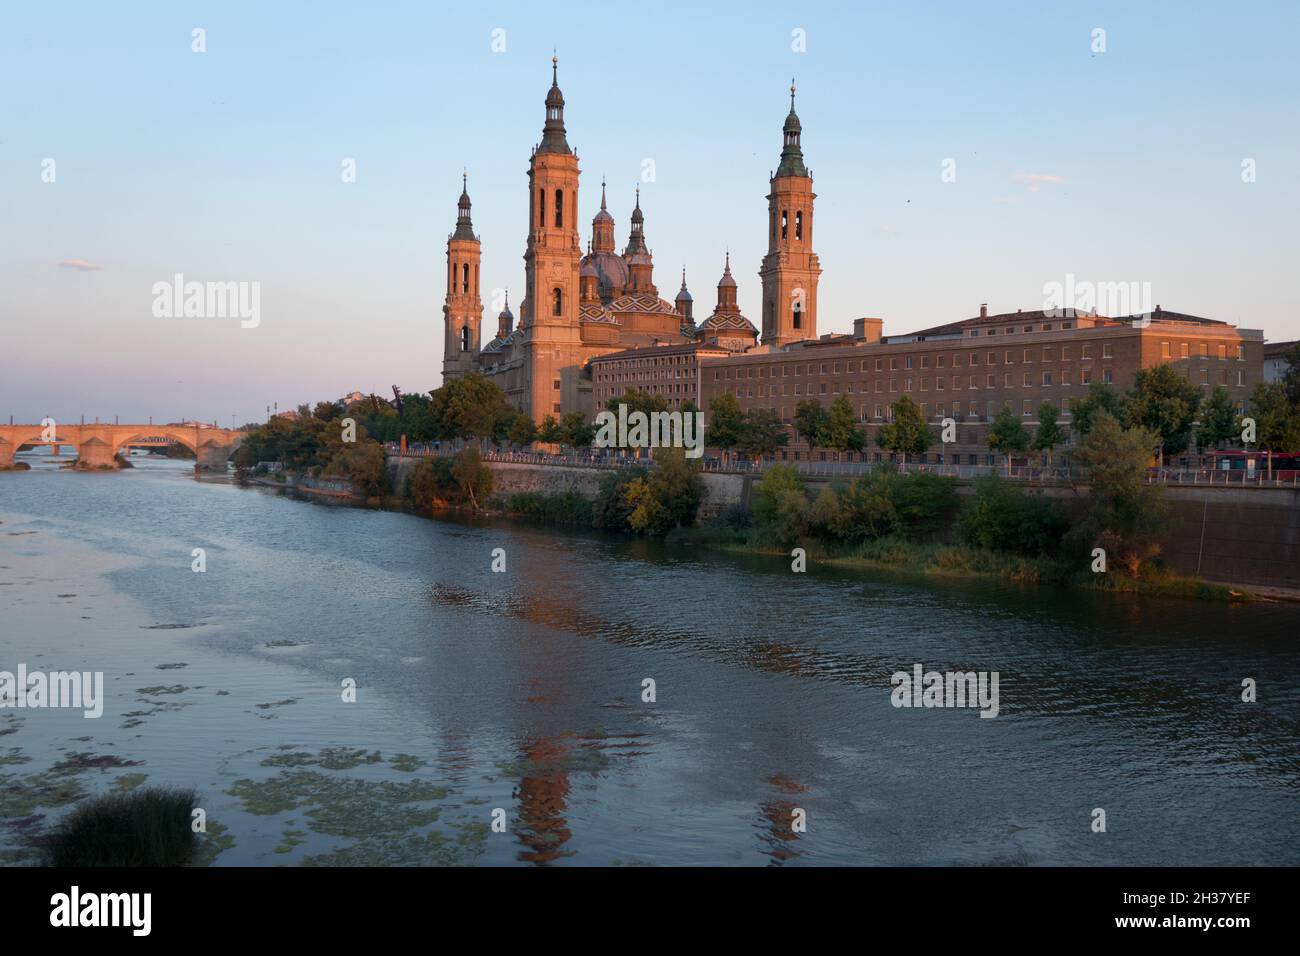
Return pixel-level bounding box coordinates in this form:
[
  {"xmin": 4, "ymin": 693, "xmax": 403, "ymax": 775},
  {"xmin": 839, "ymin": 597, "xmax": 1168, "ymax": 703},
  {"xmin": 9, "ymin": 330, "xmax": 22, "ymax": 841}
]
[
  {"xmin": 520, "ymin": 57, "xmax": 584, "ymax": 419},
  {"xmin": 623, "ymin": 186, "xmax": 656, "ymax": 295},
  {"xmin": 760, "ymin": 81, "xmax": 821, "ymax": 348},
  {"xmin": 442, "ymin": 172, "xmax": 483, "ymax": 381}
]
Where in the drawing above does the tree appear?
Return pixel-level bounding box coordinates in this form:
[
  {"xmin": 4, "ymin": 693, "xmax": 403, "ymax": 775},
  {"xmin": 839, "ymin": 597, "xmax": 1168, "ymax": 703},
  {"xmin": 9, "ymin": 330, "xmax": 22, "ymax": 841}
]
[
  {"xmin": 1244, "ymin": 381, "xmax": 1300, "ymax": 479},
  {"xmin": 1126, "ymin": 363, "xmax": 1201, "ymax": 466},
  {"xmin": 450, "ymin": 447, "xmax": 494, "ymax": 511},
  {"xmin": 705, "ymin": 392, "xmax": 746, "ymax": 463},
  {"xmin": 793, "ymin": 400, "xmax": 829, "ymax": 456},
  {"xmin": 430, "ymin": 374, "xmax": 512, "ymax": 444},
  {"xmin": 823, "ymin": 394, "xmax": 866, "ymax": 455},
  {"xmin": 1032, "ymin": 401, "xmax": 1067, "ymax": 470},
  {"xmin": 536, "ymin": 415, "xmax": 561, "ymax": 444},
  {"xmin": 622, "ymin": 447, "xmax": 703, "ymax": 536},
  {"xmin": 1071, "ymin": 411, "xmax": 1166, "ymax": 574},
  {"xmin": 1281, "ymin": 341, "xmax": 1300, "ymax": 405},
  {"xmin": 558, "ymin": 411, "xmax": 595, "ymax": 449},
  {"xmin": 507, "ymin": 412, "xmax": 537, "ymax": 448},
  {"xmin": 986, "ymin": 406, "xmax": 1029, "ymax": 476},
  {"xmin": 737, "ymin": 408, "xmax": 789, "ymax": 460},
  {"xmin": 875, "ymin": 395, "xmax": 932, "ymax": 467},
  {"xmin": 1068, "ymin": 383, "xmax": 1128, "ymax": 437},
  {"xmin": 1195, "ymin": 386, "xmax": 1236, "ymax": 464}
]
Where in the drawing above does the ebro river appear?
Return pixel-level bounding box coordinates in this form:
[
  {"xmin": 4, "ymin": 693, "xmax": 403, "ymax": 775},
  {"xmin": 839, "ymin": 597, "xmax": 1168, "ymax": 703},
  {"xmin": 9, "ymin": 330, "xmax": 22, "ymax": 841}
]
[{"xmin": 2, "ymin": 452, "xmax": 1297, "ymax": 866}]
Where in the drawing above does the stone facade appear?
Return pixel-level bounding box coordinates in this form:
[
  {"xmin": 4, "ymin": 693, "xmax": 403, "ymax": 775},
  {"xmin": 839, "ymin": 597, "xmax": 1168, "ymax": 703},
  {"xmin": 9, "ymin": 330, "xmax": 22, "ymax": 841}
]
[{"xmin": 441, "ymin": 59, "xmax": 799, "ymax": 422}]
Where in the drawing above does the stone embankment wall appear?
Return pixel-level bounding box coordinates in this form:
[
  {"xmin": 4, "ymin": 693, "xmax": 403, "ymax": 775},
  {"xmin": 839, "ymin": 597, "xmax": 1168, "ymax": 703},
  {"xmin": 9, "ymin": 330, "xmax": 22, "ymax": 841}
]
[{"xmin": 388, "ymin": 456, "xmax": 1299, "ymax": 590}]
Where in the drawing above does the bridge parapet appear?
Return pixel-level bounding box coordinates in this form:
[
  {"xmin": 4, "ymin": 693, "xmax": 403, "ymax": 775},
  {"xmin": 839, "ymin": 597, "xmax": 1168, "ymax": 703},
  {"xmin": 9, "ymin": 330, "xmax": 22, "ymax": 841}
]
[{"xmin": 0, "ymin": 424, "xmax": 243, "ymax": 470}]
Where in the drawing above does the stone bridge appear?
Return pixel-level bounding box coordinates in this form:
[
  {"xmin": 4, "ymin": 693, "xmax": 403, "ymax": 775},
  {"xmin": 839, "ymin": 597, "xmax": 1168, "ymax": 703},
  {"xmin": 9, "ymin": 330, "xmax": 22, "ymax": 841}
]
[{"xmin": 0, "ymin": 423, "xmax": 243, "ymax": 471}]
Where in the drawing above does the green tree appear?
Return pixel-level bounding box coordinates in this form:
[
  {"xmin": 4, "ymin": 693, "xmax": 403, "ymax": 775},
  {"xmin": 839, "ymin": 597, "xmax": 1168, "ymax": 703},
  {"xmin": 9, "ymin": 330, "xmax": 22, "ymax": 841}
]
[
  {"xmin": 1243, "ymin": 381, "xmax": 1300, "ymax": 479},
  {"xmin": 592, "ymin": 466, "xmax": 647, "ymax": 530},
  {"xmin": 450, "ymin": 447, "xmax": 494, "ymax": 511},
  {"xmin": 1032, "ymin": 401, "xmax": 1067, "ymax": 469},
  {"xmin": 622, "ymin": 448, "xmax": 703, "ymax": 536},
  {"xmin": 737, "ymin": 408, "xmax": 789, "ymax": 460},
  {"xmin": 1126, "ymin": 363, "xmax": 1202, "ymax": 466},
  {"xmin": 827, "ymin": 469, "xmax": 898, "ymax": 541},
  {"xmin": 875, "ymin": 395, "xmax": 932, "ymax": 466},
  {"xmin": 536, "ymin": 415, "xmax": 561, "ymax": 444},
  {"xmin": 752, "ymin": 464, "xmax": 806, "ymax": 529},
  {"xmin": 705, "ymin": 392, "xmax": 746, "ymax": 463},
  {"xmin": 506, "ymin": 412, "xmax": 538, "ymax": 448},
  {"xmin": 430, "ymin": 374, "xmax": 512, "ymax": 444},
  {"xmin": 1068, "ymin": 383, "xmax": 1128, "ymax": 437},
  {"xmin": 823, "ymin": 394, "xmax": 866, "ymax": 455},
  {"xmin": 793, "ymin": 400, "xmax": 829, "ymax": 455},
  {"xmin": 986, "ymin": 406, "xmax": 1029, "ymax": 476},
  {"xmin": 1195, "ymin": 385, "xmax": 1236, "ymax": 462},
  {"xmin": 1281, "ymin": 341, "xmax": 1300, "ymax": 405},
  {"xmin": 1071, "ymin": 411, "xmax": 1166, "ymax": 574},
  {"xmin": 558, "ymin": 411, "xmax": 595, "ymax": 449}
]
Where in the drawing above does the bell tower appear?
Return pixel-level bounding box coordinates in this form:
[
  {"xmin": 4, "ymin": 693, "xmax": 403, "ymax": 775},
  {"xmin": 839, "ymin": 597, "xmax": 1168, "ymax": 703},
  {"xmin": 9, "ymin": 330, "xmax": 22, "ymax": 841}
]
[
  {"xmin": 760, "ymin": 81, "xmax": 821, "ymax": 348},
  {"xmin": 442, "ymin": 172, "xmax": 483, "ymax": 381},
  {"xmin": 519, "ymin": 56, "xmax": 583, "ymax": 420}
]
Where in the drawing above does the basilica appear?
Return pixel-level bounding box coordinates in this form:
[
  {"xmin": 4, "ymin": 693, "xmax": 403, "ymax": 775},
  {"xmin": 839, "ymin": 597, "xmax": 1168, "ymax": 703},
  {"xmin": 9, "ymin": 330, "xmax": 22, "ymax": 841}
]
[{"xmin": 441, "ymin": 58, "xmax": 822, "ymax": 420}]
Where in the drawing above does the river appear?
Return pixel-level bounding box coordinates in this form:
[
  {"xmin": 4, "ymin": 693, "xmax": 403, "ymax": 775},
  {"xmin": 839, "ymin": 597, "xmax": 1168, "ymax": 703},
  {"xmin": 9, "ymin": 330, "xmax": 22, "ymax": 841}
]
[{"xmin": 1, "ymin": 451, "xmax": 1297, "ymax": 865}]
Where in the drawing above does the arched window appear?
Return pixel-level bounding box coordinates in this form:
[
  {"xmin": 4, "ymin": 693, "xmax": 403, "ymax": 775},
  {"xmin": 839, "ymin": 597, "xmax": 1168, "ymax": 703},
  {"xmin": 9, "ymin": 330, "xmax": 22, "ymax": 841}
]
[
  {"xmin": 553, "ymin": 287, "xmax": 563, "ymax": 316},
  {"xmin": 539, "ymin": 189, "xmax": 545, "ymax": 226},
  {"xmin": 555, "ymin": 189, "xmax": 563, "ymax": 228},
  {"xmin": 781, "ymin": 210, "xmax": 788, "ymax": 241},
  {"xmin": 461, "ymin": 263, "xmax": 469, "ymax": 294},
  {"xmin": 793, "ymin": 300, "xmax": 802, "ymax": 330},
  {"xmin": 795, "ymin": 211, "xmax": 803, "ymax": 241},
  {"xmin": 460, "ymin": 326, "xmax": 469, "ymax": 351}
]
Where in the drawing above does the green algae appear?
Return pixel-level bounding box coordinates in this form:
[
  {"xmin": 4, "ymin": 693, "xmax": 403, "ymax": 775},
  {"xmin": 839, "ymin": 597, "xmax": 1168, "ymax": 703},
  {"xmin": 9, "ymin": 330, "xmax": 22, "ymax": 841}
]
[
  {"xmin": 258, "ymin": 747, "xmax": 384, "ymax": 770},
  {"xmin": 254, "ymin": 698, "xmax": 300, "ymax": 710},
  {"xmin": 113, "ymin": 772, "xmax": 149, "ymax": 791},
  {"xmin": 192, "ymin": 820, "xmax": 236, "ymax": 867},
  {"xmin": 0, "ymin": 748, "xmax": 31, "ymax": 767},
  {"xmin": 137, "ymin": 685, "xmax": 188, "ymax": 696},
  {"xmin": 0, "ymin": 767, "xmax": 87, "ymax": 818},
  {"xmin": 274, "ymin": 829, "xmax": 308, "ymax": 854},
  {"xmin": 389, "ymin": 753, "xmax": 426, "ymax": 773}
]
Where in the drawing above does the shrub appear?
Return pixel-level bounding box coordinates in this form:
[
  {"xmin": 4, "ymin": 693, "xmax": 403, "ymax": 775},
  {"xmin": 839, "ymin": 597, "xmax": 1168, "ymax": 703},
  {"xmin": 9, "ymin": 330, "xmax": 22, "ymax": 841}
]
[
  {"xmin": 43, "ymin": 787, "xmax": 199, "ymax": 867},
  {"xmin": 592, "ymin": 466, "xmax": 647, "ymax": 531},
  {"xmin": 751, "ymin": 465, "xmax": 806, "ymax": 530},
  {"xmin": 894, "ymin": 472, "xmax": 960, "ymax": 539}
]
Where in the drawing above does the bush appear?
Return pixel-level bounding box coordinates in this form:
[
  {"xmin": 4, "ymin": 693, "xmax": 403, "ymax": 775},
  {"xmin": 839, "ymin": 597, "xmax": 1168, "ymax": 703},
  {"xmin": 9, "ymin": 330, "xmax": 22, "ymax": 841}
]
[
  {"xmin": 894, "ymin": 472, "xmax": 960, "ymax": 539},
  {"xmin": 624, "ymin": 448, "xmax": 703, "ymax": 536},
  {"xmin": 502, "ymin": 491, "xmax": 593, "ymax": 525},
  {"xmin": 592, "ymin": 466, "xmax": 647, "ymax": 531},
  {"xmin": 957, "ymin": 476, "xmax": 1068, "ymax": 557},
  {"xmin": 43, "ymin": 787, "xmax": 199, "ymax": 867},
  {"xmin": 711, "ymin": 502, "xmax": 753, "ymax": 531}
]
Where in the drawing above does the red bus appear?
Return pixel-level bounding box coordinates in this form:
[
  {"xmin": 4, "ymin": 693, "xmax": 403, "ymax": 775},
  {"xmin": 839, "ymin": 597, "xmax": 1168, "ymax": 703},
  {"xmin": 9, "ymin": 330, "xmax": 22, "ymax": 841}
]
[{"xmin": 1212, "ymin": 449, "xmax": 1300, "ymax": 481}]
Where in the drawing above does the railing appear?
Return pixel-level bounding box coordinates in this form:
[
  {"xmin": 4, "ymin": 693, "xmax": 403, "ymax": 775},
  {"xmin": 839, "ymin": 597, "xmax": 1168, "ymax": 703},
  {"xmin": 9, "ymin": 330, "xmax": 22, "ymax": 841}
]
[{"xmin": 384, "ymin": 442, "xmax": 1300, "ymax": 487}]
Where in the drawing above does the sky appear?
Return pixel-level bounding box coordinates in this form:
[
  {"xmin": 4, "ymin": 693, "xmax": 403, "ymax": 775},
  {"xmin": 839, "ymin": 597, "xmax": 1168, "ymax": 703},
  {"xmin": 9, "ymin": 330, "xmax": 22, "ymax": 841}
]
[{"xmin": 2, "ymin": 1, "xmax": 1298, "ymax": 427}]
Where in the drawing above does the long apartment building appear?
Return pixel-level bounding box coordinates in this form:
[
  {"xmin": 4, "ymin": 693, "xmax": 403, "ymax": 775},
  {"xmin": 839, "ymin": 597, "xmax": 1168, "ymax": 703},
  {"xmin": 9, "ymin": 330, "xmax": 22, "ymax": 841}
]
[{"xmin": 590, "ymin": 305, "xmax": 1265, "ymax": 464}]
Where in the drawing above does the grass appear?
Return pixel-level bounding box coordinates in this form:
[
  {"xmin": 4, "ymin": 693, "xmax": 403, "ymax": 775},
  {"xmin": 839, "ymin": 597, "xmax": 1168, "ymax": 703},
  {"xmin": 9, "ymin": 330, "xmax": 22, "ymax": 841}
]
[{"xmin": 42, "ymin": 786, "xmax": 199, "ymax": 867}]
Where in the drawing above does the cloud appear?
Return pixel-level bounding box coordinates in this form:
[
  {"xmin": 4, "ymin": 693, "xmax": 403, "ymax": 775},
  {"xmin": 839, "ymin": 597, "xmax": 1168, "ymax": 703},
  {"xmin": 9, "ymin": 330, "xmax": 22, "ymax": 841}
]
[
  {"xmin": 57, "ymin": 259, "xmax": 103, "ymax": 271},
  {"xmin": 1011, "ymin": 172, "xmax": 1066, "ymax": 193}
]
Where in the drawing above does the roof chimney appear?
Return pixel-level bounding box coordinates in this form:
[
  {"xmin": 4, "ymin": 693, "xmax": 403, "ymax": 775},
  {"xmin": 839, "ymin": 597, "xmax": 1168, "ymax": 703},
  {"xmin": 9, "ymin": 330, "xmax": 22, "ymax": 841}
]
[{"xmin": 979, "ymin": 303, "xmax": 988, "ymax": 319}]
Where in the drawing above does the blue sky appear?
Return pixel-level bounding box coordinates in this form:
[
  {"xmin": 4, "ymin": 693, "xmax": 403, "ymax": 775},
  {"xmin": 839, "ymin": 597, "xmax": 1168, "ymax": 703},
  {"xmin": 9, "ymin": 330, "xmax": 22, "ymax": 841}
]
[{"xmin": 2, "ymin": 1, "xmax": 1297, "ymax": 426}]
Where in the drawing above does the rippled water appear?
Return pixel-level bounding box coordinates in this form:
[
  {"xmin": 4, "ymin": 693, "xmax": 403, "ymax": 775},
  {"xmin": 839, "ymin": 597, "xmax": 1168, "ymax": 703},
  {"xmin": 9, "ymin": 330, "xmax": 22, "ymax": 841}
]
[{"xmin": 2, "ymin": 452, "xmax": 1298, "ymax": 865}]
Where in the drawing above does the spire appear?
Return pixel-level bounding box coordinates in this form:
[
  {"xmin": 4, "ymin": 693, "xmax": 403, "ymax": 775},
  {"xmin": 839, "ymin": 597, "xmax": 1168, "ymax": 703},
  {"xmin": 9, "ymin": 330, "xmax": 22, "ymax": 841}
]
[
  {"xmin": 675, "ymin": 266, "xmax": 693, "ymax": 321},
  {"xmin": 716, "ymin": 251, "xmax": 738, "ymax": 312},
  {"xmin": 624, "ymin": 186, "xmax": 648, "ymax": 256},
  {"xmin": 601, "ymin": 176, "xmax": 607, "ymax": 210},
  {"xmin": 775, "ymin": 78, "xmax": 807, "ymax": 178},
  {"xmin": 538, "ymin": 54, "xmax": 570, "ymax": 154},
  {"xmin": 452, "ymin": 170, "xmax": 475, "ymax": 240}
]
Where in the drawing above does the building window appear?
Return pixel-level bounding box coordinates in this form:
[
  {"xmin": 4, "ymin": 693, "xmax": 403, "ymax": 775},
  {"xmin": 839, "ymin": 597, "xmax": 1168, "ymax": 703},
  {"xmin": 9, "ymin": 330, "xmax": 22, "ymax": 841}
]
[
  {"xmin": 462, "ymin": 263, "xmax": 469, "ymax": 293},
  {"xmin": 1042, "ymin": 371, "xmax": 1053, "ymax": 386},
  {"xmin": 1162, "ymin": 341, "xmax": 1171, "ymax": 358},
  {"xmin": 460, "ymin": 326, "xmax": 469, "ymax": 351},
  {"xmin": 555, "ymin": 189, "xmax": 563, "ymax": 228},
  {"xmin": 781, "ymin": 210, "xmax": 788, "ymax": 240},
  {"xmin": 795, "ymin": 210, "xmax": 803, "ymax": 240},
  {"xmin": 793, "ymin": 301, "xmax": 802, "ymax": 329},
  {"xmin": 1103, "ymin": 368, "xmax": 1113, "ymax": 385},
  {"xmin": 552, "ymin": 288, "xmax": 563, "ymax": 316},
  {"xmin": 539, "ymin": 189, "xmax": 545, "ymax": 226}
]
